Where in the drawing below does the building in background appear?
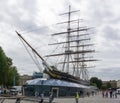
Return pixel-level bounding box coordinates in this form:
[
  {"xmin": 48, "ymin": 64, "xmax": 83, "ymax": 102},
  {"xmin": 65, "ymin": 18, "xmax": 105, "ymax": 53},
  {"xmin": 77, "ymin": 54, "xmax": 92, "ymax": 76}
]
[
  {"xmin": 109, "ymin": 80, "xmax": 117, "ymax": 88},
  {"xmin": 102, "ymin": 80, "xmax": 117, "ymax": 89},
  {"xmin": 19, "ymin": 75, "xmax": 32, "ymax": 86},
  {"xmin": 117, "ymin": 80, "xmax": 120, "ymax": 88},
  {"xmin": 19, "ymin": 72, "xmax": 44, "ymax": 86},
  {"xmin": 32, "ymin": 72, "xmax": 43, "ymax": 79}
]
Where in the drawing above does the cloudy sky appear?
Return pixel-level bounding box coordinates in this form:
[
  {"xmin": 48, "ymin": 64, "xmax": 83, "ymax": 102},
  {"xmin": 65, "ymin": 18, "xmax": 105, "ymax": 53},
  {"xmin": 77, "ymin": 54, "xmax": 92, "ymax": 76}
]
[{"xmin": 0, "ymin": 0, "xmax": 120, "ymax": 81}]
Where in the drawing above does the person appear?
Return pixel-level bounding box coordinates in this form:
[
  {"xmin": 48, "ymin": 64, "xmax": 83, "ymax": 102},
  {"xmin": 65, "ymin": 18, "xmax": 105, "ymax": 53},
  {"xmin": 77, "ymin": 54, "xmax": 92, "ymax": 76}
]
[
  {"xmin": 105, "ymin": 90, "xmax": 108, "ymax": 98},
  {"xmin": 75, "ymin": 92, "xmax": 79, "ymax": 103},
  {"xmin": 0, "ymin": 89, "xmax": 1, "ymax": 96},
  {"xmin": 92, "ymin": 91, "xmax": 94, "ymax": 96},
  {"xmin": 49, "ymin": 92, "xmax": 54, "ymax": 103},
  {"xmin": 102, "ymin": 91, "xmax": 105, "ymax": 98},
  {"xmin": 15, "ymin": 98, "xmax": 21, "ymax": 103},
  {"xmin": 39, "ymin": 92, "xmax": 44, "ymax": 103},
  {"xmin": 87, "ymin": 92, "xmax": 90, "ymax": 97},
  {"xmin": 80, "ymin": 91, "xmax": 84, "ymax": 98},
  {"xmin": 35, "ymin": 91, "xmax": 38, "ymax": 98},
  {"xmin": 115, "ymin": 90, "xmax": 117, "ymax": 98},
  {"xmin": 109, "ymin": 90, "xmax": 113, "ymax": 98}
]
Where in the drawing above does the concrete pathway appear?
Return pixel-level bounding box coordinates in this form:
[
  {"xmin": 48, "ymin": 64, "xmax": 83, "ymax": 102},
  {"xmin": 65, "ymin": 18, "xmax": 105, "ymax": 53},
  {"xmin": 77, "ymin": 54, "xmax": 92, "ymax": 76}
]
[
  {"xmin": 53, "ymin": 94, "xmax": 120, "ymax": 103},
  {"xmin": 1, "ymin": 94, "xmax": 120, "ymax": 103}
]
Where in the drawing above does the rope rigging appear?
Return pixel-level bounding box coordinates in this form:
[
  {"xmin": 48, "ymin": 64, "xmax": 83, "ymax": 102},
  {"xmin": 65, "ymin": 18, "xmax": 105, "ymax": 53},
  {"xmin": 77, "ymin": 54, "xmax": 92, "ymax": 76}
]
[{"xmin": 18, "ymin": 36, "xmax": 42, "ymax": 72}]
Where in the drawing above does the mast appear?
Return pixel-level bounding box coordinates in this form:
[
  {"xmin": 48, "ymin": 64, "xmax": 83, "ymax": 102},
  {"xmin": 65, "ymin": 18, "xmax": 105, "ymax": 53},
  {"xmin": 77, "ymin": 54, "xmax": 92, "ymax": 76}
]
[
  {"xmin": 16, "ymin": 6, "xmax": 96, "ymax": 82},
  {"xmin": 46, "ymin": 6, "xmax": 96, "ymax": 80},
  {"xmin": 76, "ymin": 19, "xmax": 80, "ymax": 77},
  {"xmin": 60, "ymin": 5, "xmax": 79, "ymax": 73},
  {"xmin": 16, "ymin": 30, "xmax": 90, "ymax": 84},
  {"xmin": 67, "ymin": 5, "xmax": 70, "ymax": 73}
]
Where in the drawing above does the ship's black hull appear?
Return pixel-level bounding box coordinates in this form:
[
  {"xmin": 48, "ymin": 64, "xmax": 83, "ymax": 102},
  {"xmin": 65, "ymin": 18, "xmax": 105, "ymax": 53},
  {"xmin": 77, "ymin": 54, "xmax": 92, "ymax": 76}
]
[{"xmin": 44, "ymin": 68, "xmax": 90, "ymax": 86}]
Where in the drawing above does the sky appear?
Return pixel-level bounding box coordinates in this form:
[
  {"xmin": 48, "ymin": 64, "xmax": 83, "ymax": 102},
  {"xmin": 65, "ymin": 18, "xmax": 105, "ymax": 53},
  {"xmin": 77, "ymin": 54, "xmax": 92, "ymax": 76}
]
[{"xmin": 0, "ymin": 0, "xmax": 120, "ymax": 81}]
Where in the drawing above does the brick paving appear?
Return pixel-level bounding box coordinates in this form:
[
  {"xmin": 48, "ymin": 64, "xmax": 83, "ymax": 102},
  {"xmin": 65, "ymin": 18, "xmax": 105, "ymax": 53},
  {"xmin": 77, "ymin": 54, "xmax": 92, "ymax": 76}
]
[
  {"xmin": 1, "ymin": 94, "xmax": 120, "ymax": 103},
  {"xmin": 53, "ymin": 94, "xmax": 120, "ymax": 103}
]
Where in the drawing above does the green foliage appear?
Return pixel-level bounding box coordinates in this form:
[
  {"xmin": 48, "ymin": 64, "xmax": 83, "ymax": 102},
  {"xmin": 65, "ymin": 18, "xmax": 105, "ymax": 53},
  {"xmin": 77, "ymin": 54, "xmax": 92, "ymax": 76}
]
[
  {"xmin": 91, "ymin": 83, "xmax": 97, "ymax": 87},
  {"xmin": 101, "ymin": 82, "xmax": 112, "ymax": 90},
  {"xmin": 106, "ymin": 82, "xmax": 112, "ymax": 89},
  {"xmin": 0, "ymin": 46, "xmax": 20, "ymax": 87},
  {"xmin": 0, "ymin": 47, "xmax": 9, "ymax": 86},
  {"xmin": 90, "ymin": 77, "xmax": 103, "ymax": 89},
  {"xmin": 101, "ymin": 84, "xmax": 107, "ymax": 90},
  {"xmin": 7, "ymin": 66, "xmax": 20, "ymax": 86}
]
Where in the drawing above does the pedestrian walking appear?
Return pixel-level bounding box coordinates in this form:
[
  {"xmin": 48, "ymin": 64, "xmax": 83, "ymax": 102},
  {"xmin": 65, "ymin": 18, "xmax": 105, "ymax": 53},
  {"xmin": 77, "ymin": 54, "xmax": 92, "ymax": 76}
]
[
  {"xmin": 87, "ymin": 92, "xmax": 90, "ymax": 97},
  {"xmin": 102, "ymin": 91, "xmax": 104, "ymax": 98},
  {"xmin": 105, "ymin": 90, "xmax": 108, "ymax": 98},
  {"xmin": 92, "ymin": 91, "xmax": 94, "ymax": 96},
  {"xmin": 39, "ymin": 92, "xmax": 44, "ymax": 103},
  {"xmin": 49, "ymin": 92, "xmax": 54, "ymax": 103},
  {"xmin": 115, "ymin": 90, "xmax": 117, "ymax": 98},
  {"xmin": 0, "ymin": 89, "xmax": 2, "ymax": 96},
  {"xmin": 15, "ymin": 98, "xmax": 21, "ymax": 103},
  {"xmin": 35, "ymin": 91, "xmax": 39, "ymax": 98},
  {"xmin": 109, "ymin": 90, "xmax": 112, "ymax": 98},
  {"xmin": 75, "ymin": 92, "xmax": 79, "ymax": 103}
]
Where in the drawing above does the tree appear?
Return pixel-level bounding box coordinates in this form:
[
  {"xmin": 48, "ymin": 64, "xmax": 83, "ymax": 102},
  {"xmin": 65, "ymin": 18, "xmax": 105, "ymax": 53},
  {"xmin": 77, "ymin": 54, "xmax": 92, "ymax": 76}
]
[
  {"xmin": 7, "ymin": 66, "xmax": 20, "ymax": 86},
  {"xmin": 101, "ymin": 82, "xmax": 112, "ymax": 90},
  {"xmin": 0, "ymin": 47, "xmax": 9, "ymax": 87},
  {"xmin": 0, "ymin": 46, "xmax": 20, "ymax": 87},
  {"xmin": 106, "ymin": 82, "xmax": 111, "ymax": 89},
  {"xmin": 101, "ymin": 84, "xmax": 107, "ymax": 90},
  {"xmin": 90, "ymin": 77, "xmax": 103, "ymax": 89}
]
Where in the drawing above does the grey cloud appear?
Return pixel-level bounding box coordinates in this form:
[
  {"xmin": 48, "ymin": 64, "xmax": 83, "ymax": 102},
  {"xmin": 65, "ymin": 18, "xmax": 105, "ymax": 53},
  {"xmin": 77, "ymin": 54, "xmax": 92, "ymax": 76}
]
[
  {"xmin": 1, "ymin": 0, "xmax": 120, "ymax": 81},
  {"xmin": 0, "ymin": 0, "xmax": 39, "ymax": 33},
  {"xmin": 89, "ymin": 67, "xmax": 120, "ymax": 81},
  {"xmin": 102, "ymin": 26, "xmax": 120, "ymax": 41},
  {"xmin": 85, "ymin": 0, "xmax": 120, "ymax": 27}
]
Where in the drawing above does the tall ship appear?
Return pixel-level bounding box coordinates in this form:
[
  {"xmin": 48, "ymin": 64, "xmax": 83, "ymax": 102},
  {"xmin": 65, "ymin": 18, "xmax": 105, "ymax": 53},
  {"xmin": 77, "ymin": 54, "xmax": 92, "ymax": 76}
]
[{"xmin": 16, "ymin": 6, "xmax": 96, "ymax": 86}]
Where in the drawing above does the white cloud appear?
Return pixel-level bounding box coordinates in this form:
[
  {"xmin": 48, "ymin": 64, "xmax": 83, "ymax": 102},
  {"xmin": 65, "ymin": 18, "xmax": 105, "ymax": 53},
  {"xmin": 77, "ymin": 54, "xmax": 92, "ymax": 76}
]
[{"xmin": 0, "ymin": 0, "xmax": 120, "ymax": 80}]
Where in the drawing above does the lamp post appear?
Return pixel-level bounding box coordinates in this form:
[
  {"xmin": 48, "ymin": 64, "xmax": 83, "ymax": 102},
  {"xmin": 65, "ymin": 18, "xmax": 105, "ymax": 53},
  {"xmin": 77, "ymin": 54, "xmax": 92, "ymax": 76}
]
[{"xmin": 13, "ymin": 70, "xmax": 16, "ymax": 86}]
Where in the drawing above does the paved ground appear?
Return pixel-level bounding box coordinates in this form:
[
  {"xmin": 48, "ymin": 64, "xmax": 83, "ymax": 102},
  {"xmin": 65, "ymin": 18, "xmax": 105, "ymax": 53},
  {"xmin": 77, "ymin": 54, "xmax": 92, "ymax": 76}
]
[
  {"xmin": 53, "ymin": 94, "xmax": 120, "ymax": 103},
  {"xmin": 1, "ymin": 94, "xmax": 120, "ymax": 103},
  {"xmin": 54, "ymin": 95, "xmax": 120, "ymax": 103}
]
